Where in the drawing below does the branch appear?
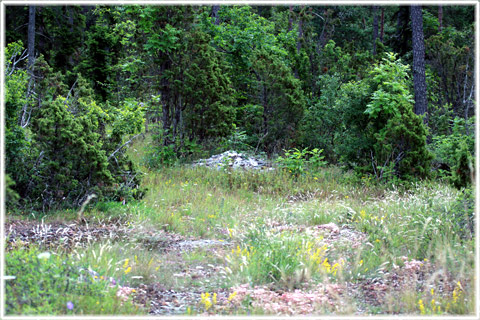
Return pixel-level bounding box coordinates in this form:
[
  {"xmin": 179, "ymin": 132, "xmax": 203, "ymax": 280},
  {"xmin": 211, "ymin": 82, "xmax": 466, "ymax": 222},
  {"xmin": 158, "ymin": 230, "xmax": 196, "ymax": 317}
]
[
  {"xmin": 65, "ymin": 79, "xmax": 78, "ymax": 105},
  {"xmin": 370, "ymin": 150, "xmax": 378, "ymax": 179},
  {"xmin": 108, "ymin": 133, "xmax": 143, "ymax": 161}
]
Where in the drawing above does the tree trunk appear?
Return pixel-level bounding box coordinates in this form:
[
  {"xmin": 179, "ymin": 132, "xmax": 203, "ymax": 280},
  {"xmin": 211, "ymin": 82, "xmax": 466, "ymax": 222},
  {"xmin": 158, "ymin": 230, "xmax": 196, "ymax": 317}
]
[
  {"xmin": 438, "ymin": 5, "xmax": 443, "ymax": 32},
  {"xmin": 372, "ymin": 6, "xmax": 379, "ymax": 55},
  {"xmin": 410, "ymin": 5, "xmax": 428, "ymax": 120},
  {"xmin": 380, "ymin": 7, "xmax": 385, "ymax": 43},
  {"xmin": 21, "ymin": 5, "xmax": 36, "ymax": 128},
  {"xmin": 27, "ymin": 6, "xmax": 36, "ymax": 71},
  {"xmin": 288, "ymin": 6, "xmax": 293, "ymax": 32},
  {"xmin": 212, "ymin": 5, "xmax": 220, "ymax": 25},
  {"xmin": 297, "ymin": 6, "xmax": 304, "ymax": 54}
]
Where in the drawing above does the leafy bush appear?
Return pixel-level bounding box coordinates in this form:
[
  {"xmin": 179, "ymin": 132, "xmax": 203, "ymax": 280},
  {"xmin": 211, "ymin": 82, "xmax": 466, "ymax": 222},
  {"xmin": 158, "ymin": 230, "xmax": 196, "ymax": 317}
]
[
  {"xmin": 430, "ymin": 116, "xmax": 474, "ymax": 187},
  {"xmin": 275, "ymin": 148, "xmax": 327, "ymax": 176},
  {"xmin": 145, "ymin": 143, "xmax": 178, "ymax": 168},
  {"xmin": 221, "ymin": 124, "xmax": 253, "ymax": 153},
  {"xmin": 5, "ymin": 246, "xmax": 140, "ymax": 315},
  {"xmin": 298, "ymin": 75, "xmax": 343, "ymax": 162},
  {"xmin": 5, "ymin": 45, "xmax": 144, "ymax": 210},
  {"xmin": 336, "ymin": 53, "xmax": 432, "ymax": 182}
]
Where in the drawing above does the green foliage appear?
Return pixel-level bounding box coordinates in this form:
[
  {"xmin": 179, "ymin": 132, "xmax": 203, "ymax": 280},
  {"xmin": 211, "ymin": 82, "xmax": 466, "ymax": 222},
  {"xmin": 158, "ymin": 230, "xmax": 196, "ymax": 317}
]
[
  {"xmin": 111, "ymin": 99, "xmax": 145, "ymax": 138},
  {"xmin": 202, "ymin": 6, "xmax": 306, "ymax": 153},
  {"xmin": 38, "ymin": 6, "xmax": 86, "ymax": 72},
  {"xmin": 145, "ymin": 142, "xmax": 177, "ymax": 168},
  {"xmin": 5, "ymin": 174, "xmax": 20, "ymax": 207},
  {"xmin": 226, "ymin": 229, "xmax": 337, "ymax": 289},
  {"xmin": 76, "ymin": 7, "xmax": 121, "ymax": 101},
  {"xmin": 250, "ymin": 48, "xmax": 306, "ymax": 152},
  {"xmin": 430, "ymin": 116, "xmax": 474, "ymax": 186},
  {"xmin": 177, "ymin": 29, "xmax": 236, "ymax": 141},
  {"xmin": 222, "ymin": 124, "xmax": 253, "ymax": 153},
  {"xmin": 276, "ymin": 148, "xmax": 327, "ymax": 176},
  {"xmin": 449, "ymin": 188, "xmax": 474, "ymax": 239},
  {"xmin": 337, "ymin": 53, "xmax": 432, "ymax": 181},
  {"xmin": 4, "ymin": 41, "xmax": 33, "ymax": 195},
  {"xmin": 5, "ymin": 246, "xmax": 140, "ymax": 315},
  {"xmin": 451, "ymin": 142, "xmax": 474, "ymax": 189},
  {"xmin": 333, "ymin": 80, "xmax": 373, "ymax": 171},
  {"xmin": 425, "ymin": 25, "xmax": 475, "ymax": 118},
  {"xmin": 5, "ymin": 45, "xmax": 143, "ymax": 210},
  {"xmin": 298, "ymin": 74, "xmax": 343, "ymax": 161},
  {"xmin": 32, "ymin": 95, "xmax": 112, "ymax": 208}
]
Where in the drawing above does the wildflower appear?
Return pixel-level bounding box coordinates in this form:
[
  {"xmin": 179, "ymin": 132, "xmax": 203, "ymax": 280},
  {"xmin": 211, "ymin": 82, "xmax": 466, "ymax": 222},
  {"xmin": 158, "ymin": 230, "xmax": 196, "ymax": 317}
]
[
  {"xmin": 123, "ymin": 259, "xmax": 129, "ymax": 268},
  {"xmin": 124, "ymin": 266, "xmax": 132, "ymax": 274},
  {"xmin": 431, "ymin": 288, "xmax": 434, "ymax": 296},
  {"xmin": 375, "ymin": 239, "xmax": 380, "ymax": 243},
  {"xmin": 418, "ymin": 299, "xmax": 426, "ymax": 314},
  {"xmin": 358, "ymin": 259, "xmax": 363, "ymax": 266},
  {"xmin": 453, "ymin": 288, "xmax": 460, "ymax": 303},
  {"xmin": 360, "ymin": 210, "xmax": 366, "ymax": 218},
  {"xmin": 213, "ymin": 293, "xmax": 217, "ymax": 304},
  {"xmin": 66, "ymin": 301, "xmax": 74, "ymax": 310},
  {"xmin": 345, "ymin": 195, "xmax": 349, "ymax": 199},
  {"xmin": 37, "ymin": 252, "xmax": 51, "ymax": 260},
  {"xmin": 228, "ymin": 291, "xmax": 237, "ymax": 302},
  {"xmin": 201, "ymin": 292, "xmax": 212, "ymax": 310}
]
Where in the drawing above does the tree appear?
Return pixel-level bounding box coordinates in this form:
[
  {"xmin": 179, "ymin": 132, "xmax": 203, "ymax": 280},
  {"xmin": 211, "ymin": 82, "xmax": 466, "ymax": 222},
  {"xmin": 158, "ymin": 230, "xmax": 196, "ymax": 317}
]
[
  {"xmin": 372, "ymin": 6, "xmax": 379, "ymax": 55},
  {"xmin": 438, "ymin": 5, "xmax": 443, "ymax": 31},
  {"xmin": 380, "ymin": 7, "xmax": 385, "ymax": 43},
  {"xmin": 336, "ymin": 53, "xmax": 431, "ymax": 180},
  {"xmin": 27, "ymin": 6, "xmax": 35, "ymax": 70},
  {"xmin": 410, "ymin": 5, "xmax": 428, "ymax": 119}
]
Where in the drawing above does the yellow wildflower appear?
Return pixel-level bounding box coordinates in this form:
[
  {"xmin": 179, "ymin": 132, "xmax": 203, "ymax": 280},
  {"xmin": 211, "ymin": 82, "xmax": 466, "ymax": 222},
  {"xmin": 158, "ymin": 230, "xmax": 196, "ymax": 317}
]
[
  {"xmin": 228, "ymin": 291, "xmax": 237, "ymax": 302},
  {"xmin": 418, "ymin": 299, "xmax": 426, "ymax": 314}
]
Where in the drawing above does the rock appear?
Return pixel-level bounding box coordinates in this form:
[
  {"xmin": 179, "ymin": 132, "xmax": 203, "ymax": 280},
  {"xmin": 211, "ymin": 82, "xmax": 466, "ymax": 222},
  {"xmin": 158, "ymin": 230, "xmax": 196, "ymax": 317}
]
[
  {"xmin": 193, "ymin": 151, "xmax": 270, "ymax": 170},
  {"xmin": 174, "ymin": 239, "xmax": 229, "ymax": 251},
  {"xmin": 315, "ymin": 223, "xmax": 340, "ymax": 234}
]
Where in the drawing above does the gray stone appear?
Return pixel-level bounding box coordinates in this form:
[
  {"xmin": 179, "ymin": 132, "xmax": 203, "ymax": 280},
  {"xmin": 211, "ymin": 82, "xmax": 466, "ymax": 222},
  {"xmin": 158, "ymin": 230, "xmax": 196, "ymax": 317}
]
[{"xmin": 193, "ymin": 150, "xmax": 271, "ymax": 170}]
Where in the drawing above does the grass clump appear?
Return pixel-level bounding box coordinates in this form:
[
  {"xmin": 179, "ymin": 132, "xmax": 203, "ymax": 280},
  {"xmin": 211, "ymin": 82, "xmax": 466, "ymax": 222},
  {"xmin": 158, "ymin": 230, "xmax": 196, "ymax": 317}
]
[
  {"xmin": 5, "ymin": 244, "xmax": 143, "ymax": 315},
  {"xmin": 225, "ymin": 227, "xmax": 342, "ymax": 290}
]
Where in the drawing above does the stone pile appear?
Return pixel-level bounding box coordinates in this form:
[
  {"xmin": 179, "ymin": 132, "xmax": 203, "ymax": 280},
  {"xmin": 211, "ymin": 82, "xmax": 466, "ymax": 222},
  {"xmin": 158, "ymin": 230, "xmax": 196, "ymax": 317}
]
[{"xmin": 193, "ymin": 150, "xmax": 271, "ymax": 170}]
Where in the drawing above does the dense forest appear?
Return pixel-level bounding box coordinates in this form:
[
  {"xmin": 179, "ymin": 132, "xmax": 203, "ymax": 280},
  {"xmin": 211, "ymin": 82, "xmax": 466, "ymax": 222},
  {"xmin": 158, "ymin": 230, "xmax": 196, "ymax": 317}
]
[
  {"xmin": 5, "ymin": 5, "xmax": 475, "ymax": 211},
  {"xmin": 4, "ymin": 4, "xmax": 477, "ymax": 316}
]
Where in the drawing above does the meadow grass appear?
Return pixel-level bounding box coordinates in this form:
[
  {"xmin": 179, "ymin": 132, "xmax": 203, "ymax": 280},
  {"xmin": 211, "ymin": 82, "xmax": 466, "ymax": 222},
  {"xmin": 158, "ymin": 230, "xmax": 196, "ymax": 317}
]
[{"xmin": 5, "ymin": 138, "xmax": 475, "ymax": 315}]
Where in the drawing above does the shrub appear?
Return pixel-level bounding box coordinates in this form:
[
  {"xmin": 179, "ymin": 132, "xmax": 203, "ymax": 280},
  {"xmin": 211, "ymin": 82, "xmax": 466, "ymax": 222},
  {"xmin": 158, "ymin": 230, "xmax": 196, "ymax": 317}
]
[
  {"xmin": 275, "ymin": 148, "xmax": 327, "ymax": 176},
  {"xmin": 336, "ymin": 53, "xmax": 432, "ymax": 182},
  {"xmin": 430, "ymin": 116, "xmax": 474, "ymax": 187}
]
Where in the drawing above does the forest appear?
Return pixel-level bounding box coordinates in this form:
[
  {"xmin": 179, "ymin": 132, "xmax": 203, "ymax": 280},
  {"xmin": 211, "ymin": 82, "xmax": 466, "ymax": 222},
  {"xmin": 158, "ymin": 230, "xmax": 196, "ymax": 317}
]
[{"xmin": 4, "ymin": 4, "xmax": 476, "ymax": 316}]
